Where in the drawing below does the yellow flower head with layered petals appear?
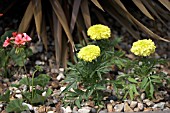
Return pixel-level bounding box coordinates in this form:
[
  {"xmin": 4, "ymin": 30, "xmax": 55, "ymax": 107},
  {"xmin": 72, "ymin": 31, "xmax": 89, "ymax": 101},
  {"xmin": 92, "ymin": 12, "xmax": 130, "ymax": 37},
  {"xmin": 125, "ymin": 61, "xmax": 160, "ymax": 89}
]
[
  {"xmin": 87, "ymin": 24, "xmax": 111, "ymax": 40},
  {"xmin": 130, "ymin": 39, "xmax": 156, "ymax": 56},
  {"xmin": 77, "ymin": 45, "xmax": 100, "ymax": 62}
]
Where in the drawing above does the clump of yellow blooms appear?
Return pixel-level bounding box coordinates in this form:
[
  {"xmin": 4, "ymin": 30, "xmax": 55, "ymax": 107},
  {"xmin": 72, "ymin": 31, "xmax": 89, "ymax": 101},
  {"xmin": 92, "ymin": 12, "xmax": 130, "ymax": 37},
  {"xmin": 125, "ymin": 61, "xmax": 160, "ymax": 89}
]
[
  {"xmin": 130, "ymin": 39, "xmax": 156, "ymax": 56},
  {"xmin": 77, "ymin": 45, "xmax": 100, "ymax": 62},
  {"xmin": 87, "ymin": 24, "xmax": 111, "ymax": 40}
]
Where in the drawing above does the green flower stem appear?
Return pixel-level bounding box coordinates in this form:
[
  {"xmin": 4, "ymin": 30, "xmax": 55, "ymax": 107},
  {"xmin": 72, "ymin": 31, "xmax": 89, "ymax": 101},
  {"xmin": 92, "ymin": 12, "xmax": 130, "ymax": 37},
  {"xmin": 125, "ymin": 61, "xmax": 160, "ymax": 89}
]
[{"xmin": 32, "ymin": 69, "xmax": 37, "ymax": 99}]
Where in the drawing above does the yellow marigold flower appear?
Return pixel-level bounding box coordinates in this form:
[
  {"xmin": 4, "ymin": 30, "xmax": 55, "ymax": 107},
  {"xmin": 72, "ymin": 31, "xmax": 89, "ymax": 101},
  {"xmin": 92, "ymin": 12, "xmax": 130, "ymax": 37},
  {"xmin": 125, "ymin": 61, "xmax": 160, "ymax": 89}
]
[
  {"xmin": 77, "ymin": 45, "xmax": 100, "ymax": 62},
  {"xmin": 130, "ymin": 39, "xmax": 156, "ymax": 56},
  {"xmin": 87, "ymin": 24, "xmax": 111, "ymax": 40}
]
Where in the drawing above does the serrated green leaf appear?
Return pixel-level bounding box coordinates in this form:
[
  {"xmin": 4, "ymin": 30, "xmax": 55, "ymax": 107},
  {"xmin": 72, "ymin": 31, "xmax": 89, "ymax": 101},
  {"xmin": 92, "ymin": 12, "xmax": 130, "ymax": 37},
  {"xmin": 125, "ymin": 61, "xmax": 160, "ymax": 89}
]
[
  {"xmin": 75, "ymin": 99, "xmax": 81, "ymax": 108},
  {"xmin": 6, "ymin": 99, "xmax": 28, "ymax": 113},
  {"xmin": 0, "ymin": 90, "xmax": 10, "ymax": 102},
  {"xmin": 31, "ymin": 93, "xmax": 46, "ymax": 104},
  {"xmin": 140, "ymin": 77, "xmax": 148, "ymax": 89},
  {"xmin": 87, "ymin": 89, "xmax": 94, "ymax": 98},
  {"xmin": 62, "ymin": 82, "xmax": 77, "ymax": 93},
  {"xmin": 66, "ymin": 91, "xmax": 78, "ymax": 97},
  {"xmin": 34, "ymin": 74, "xmax": 50, "ymax": 87},
  {"xmin": 128, "ymin": 77, "xmax": 138, "ymax": 83},
  {"xmin": 19, "ymin": 77, "xmax": 31, "ymax": 86},
  {"xmin": 150, "ymin": 75, "xmax": 160, "ymax": 79},
  {"xmin": 129, "ymin": 88, "xmax": 134, "ymax": 100},
  {"xmin": 150, "ymin": 83, "xmax": 154, "ymax": 98},
  {"xmin": 10, "ymin": 84, "xmax": 20, "ymax": 88},
  {"xmin": 151, "ymin": 79, "xmax": 161, "ymax": 83},
  {"xmin": 144, "ymin": 82, "xmax": 150, "ymax": 90},
  {"xmin": 96, "ymin": 85, "xmax": 106, "ymax": 90},
  {"xmin": 46, "ymin": 88, "xmax": 52, "ymax": 97}
]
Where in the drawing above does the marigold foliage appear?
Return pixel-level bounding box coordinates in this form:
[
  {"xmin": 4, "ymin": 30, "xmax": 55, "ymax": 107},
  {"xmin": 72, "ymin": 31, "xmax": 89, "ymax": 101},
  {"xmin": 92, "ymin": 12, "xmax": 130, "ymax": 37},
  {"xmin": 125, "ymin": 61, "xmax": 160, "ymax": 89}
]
[
  {"xmin": 87, "ymin": 24, "xmax": 111, "ymax": 40},
  {"xmin": 77, "ymin": 45, "xmax": 100, "ymax": 62},
  {"xmin": 130, "ymin": 39, "xmax": 156, "ymax": 56}
]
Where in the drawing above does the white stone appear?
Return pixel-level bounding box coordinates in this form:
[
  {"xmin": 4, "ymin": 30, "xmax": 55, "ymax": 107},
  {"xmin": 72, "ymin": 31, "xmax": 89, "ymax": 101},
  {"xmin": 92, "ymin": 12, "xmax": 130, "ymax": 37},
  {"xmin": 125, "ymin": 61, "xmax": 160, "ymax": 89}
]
[
  {"xmin": 143, "ymin": 99, "xmax": 150, "ymax": 103},
  {"xmin": 66, "ymin": 106, "xmax": 72, "ymax": 113},
  {"xmin": 59, "ymin": 68, "xmax": 64, "ymax": 72},
  {"xmin": 33, "ymin": 107, "xmax": 39, "ymax": 113},
  {"xmin": 15, "ymin": 90, "xmax": 21, "ymax": 94},
  {"xmin": 146, "ymin": 101, "xmax": 154, "ymax": 106},
  {"xmin": 22, "ymin": 102, "xmax": 33, "ymax": 110},
  {"xmin": 42, "ymin": 91, "xmax": 46, "ymax": 96},
  {"xmin": 52, "ymin": 99, "xmax": 58, "ymax": 104},
  {"xmin": 134, "ymin": 107, "xmax": 140, "ymax": 112},
  {"xmin": 51, "ymin": 68, "xmax": 58, "ymax": 73},
  {"xmin": 57, "ymin": 73, "xmax": 65, "ymax": 81},
  {"xmin": 114, "ymin": 103, "xmax": 124, "ymax": 112},
  {"xmin": 60, "ymin": 86, "xmax": 66, "ymax": 92},
  {"xmin": 130, "ymin": 101, "xmax": 137, "ymax": 108},
  {"xmin": 15, "ymin": 94, "xmax": 22, "ymax": 99},
  {"xmin": 138, "ymin": 103, "xmax": 144, "ymax": 110},
  {"xmin": 3, "ymin": 78, "xmax": 9, "ymax": 82},
  {"xmin": 0, "ymin": 104, "xmax": 3, "ymax": 108},
  {"xmin": 61, "ymin": 107, "xmax": 66, "ymax": 113},
  {"xmin": 140, "ymin": 93, "xmax": 145, "ymax": 100},
  {"xmin": 78, "ymin": 107, "xmax": 91, "ymax": 113},
  {"xmin": 47, "ymin": 111, "xmax": 54, "ymax": 113}
]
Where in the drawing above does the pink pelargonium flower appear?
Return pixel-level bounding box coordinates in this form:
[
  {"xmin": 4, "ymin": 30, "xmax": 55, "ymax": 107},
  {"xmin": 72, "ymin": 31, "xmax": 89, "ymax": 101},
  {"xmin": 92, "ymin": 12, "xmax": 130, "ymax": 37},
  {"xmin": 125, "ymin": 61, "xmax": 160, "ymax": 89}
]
[
  {"xmin": 3, "ymin": 37, "xmax": 11, "ymax": 47},
  {"xmin": 12, "ymin": 32, "xmax": 17, "ymax": 37},
  {"xmin": 14, "ymin": 34, "xmax": 25, "ymax": 45},
  {"xmin": 23, "ymin": 33, "xmax": 31, "ymax": 42}
]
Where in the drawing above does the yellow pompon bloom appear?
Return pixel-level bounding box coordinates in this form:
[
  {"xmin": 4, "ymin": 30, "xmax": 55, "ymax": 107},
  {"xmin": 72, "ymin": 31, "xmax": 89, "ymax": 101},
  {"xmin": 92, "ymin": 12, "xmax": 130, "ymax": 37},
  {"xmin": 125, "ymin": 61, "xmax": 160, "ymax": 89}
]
[
  {"xmin": 87, "ymin": 24, "xmax": 111, "ymax": 40},
  {"xmin": 77, "ymin": 45, "xmax": 100, "ymax": 62},
  {"xmin": 130, "ymin": 39, "xmax": 156, "ymax": 56}
]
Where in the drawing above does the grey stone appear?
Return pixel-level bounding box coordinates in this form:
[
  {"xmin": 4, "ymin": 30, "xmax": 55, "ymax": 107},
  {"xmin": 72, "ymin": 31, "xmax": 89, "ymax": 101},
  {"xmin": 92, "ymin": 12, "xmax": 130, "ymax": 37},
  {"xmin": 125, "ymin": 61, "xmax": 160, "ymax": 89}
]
[
  {"xmin": 114, "ymin": 103, "xmax": 124, "ymax": 112},
  {"xmin": 90, "ymin": 108, "xmax": 97, "ymax": 113},
  {"xmin": 99, "ymin": 109, "xmax": 107, "ymax": 113},
  {"xmin": 152, "ymin": 102, "xmax": 165, "ymax": 110}
]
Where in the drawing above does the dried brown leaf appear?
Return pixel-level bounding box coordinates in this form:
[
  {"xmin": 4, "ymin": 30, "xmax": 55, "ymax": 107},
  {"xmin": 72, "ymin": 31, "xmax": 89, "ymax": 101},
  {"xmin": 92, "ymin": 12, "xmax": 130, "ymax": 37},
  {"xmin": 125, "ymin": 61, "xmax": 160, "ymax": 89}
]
[
  {"xmin": 32, "ymin": 0, "xmax": 42, "ymax": 35},
  {"xmin": 70, "ymin": 0, "xmax": 82, "ymax": 33},
  {"xmin": 52, "ymin": 12, "xmax": 62, "ymax": 70},
  {"xmin": 158, "ymin": 0, "xmax": 170, "ymax": 12},
  {"xmin": 132, "ymin": 0, "xmax": 154, "ymax": 20},
  {"xmin": 98, "ymin": 0, "xmax": 140, "ymax": 39},
  {"xmin": 18, "ymin": 1, "xmax": 33, "ymax": 33},
  {"xmin": 81, "ymin": 0, "xmax": 91, "ymax": 28},
  {"xmin": 50, "ymin": 0, "xmax": 75, "ymax": 50},
  {"xmin": 91, "ymin": 0, "xmax": 104, "ymax": 11}
]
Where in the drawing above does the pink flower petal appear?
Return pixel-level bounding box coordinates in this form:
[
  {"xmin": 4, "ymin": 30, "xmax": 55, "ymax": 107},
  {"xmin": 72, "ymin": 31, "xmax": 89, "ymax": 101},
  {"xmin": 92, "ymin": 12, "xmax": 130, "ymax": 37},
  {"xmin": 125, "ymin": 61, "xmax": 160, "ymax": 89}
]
[{"xmin": 3, "ymin": 37, "xmax": 11, "ymax": 47}]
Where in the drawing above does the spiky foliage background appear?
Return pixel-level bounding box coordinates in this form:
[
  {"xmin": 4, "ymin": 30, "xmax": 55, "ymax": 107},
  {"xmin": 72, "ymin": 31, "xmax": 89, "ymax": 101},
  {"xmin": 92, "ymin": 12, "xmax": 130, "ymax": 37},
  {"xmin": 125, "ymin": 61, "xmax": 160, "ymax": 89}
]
[{"xmin": 0, "ymin": 0, "xmax": 170, "ymax": 70}]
